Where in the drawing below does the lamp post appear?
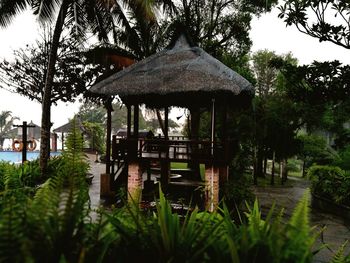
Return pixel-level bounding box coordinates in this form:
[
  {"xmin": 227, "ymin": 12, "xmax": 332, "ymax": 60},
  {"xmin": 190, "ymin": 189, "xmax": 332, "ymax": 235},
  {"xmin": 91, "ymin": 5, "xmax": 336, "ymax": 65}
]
[{"xmin": 14, "ymin": 121, "xmax": 35, "ymax": 163}]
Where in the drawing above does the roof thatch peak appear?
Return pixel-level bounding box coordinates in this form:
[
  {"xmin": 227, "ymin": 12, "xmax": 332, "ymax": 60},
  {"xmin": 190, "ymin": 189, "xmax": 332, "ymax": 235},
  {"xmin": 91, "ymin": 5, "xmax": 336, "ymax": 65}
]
[
  {"xmin": 172, "ymin": 34, "xmax": 191, "ymax": 50},
  {"xmin": 90, "ymin": 33, "xmax": 254, "ymax": 108}
]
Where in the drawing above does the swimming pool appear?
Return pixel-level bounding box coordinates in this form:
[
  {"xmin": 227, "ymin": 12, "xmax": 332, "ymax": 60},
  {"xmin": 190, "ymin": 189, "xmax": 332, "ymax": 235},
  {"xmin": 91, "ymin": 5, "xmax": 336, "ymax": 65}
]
[{"xmin": 0, "ymin": 151, "xmax": 61, "ymax": 163}]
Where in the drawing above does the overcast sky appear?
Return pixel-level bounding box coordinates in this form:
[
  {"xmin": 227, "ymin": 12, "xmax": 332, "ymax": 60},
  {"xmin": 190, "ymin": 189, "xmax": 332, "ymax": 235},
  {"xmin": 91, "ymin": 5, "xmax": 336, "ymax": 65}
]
[{"xmin": 0, "ymin": 7, "xmax": 349, "ymax": 129}]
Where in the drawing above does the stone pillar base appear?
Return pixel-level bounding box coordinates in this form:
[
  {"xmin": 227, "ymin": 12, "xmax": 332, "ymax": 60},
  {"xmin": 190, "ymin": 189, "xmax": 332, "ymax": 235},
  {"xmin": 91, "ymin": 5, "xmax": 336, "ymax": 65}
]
[
  {"xmin": 128, "ymin": 162, "xmax": 142, "ymax": 202},
  {"xmin": 204, "ymin": 165, "xmax": 219, "ymax": 212}
]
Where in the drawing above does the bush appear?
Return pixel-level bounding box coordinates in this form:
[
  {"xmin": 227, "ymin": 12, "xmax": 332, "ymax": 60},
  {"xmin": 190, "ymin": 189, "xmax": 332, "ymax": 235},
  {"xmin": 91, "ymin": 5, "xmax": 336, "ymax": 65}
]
[
  {"xmin": 287, "ymin": 158, "xmax": 302, "ymax": 172},
  {"xmin": 308, "ymin": 165, "xmax": 350, "ymax": 206},
  {"xmin": 334, "ymin": 145, "xmax": 350, "ymax": 171},
  {"xmin": 222, "ymin": 173, "xmax": 254, "ymax": 210}
]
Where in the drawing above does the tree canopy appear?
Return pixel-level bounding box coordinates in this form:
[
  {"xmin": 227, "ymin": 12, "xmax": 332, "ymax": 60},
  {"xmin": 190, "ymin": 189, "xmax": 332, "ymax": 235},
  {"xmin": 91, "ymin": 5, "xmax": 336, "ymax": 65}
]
[
  {"xmin": 279, "ymin": 0, "xmax": 350, "ymax": 49},
  {"xmin": 0, "ymin": 32, "xmax": 98, "ymax": 104}
]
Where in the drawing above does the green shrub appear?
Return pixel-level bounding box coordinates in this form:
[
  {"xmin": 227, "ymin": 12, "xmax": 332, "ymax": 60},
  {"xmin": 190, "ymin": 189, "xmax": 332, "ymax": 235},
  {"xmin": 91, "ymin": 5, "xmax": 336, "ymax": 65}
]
[
  {"xmin": 334, "ymin": 145, "xmax": 350, "ymax": 171},
  {"xmin": 287, "ymin": 158, "xmax": 302, "ymax": 172},
  {"xmin": 308, "ymin": 165, "xmax": 350, "ymax": 206},
  {"xmin": 222, "ymin": 173, "xmax": 254, "ymax": 210}
]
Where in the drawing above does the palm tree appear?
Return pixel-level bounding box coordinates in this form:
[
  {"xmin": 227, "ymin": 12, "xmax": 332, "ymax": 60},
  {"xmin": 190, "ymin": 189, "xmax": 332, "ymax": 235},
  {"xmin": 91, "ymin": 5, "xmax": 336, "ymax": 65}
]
[
  {"xmin": 0, "ymin": 0, "xmax": 176, "ymax": 175},
  {"xmin": 0, "ymin": 0, "xmax": 106, "ymax": 174},
  {"xmin": 0, "ymin": 111, "xmax": 18, "ymax": 150}
]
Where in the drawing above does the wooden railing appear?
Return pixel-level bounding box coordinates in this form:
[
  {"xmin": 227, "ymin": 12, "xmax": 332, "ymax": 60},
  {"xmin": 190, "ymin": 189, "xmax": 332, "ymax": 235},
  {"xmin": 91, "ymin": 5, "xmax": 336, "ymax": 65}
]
[{"xmin": 111, "ymin": 136, "xmax": 233, "ymax": 164}]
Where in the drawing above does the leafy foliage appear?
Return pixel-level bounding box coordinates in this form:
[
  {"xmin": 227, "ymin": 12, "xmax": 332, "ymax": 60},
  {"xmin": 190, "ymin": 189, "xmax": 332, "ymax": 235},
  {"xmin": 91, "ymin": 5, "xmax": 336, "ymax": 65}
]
[
  {"xmin": 0, "ymin": 32, "xmax": 98, "ymax": 104},
  {"xmin": 279, "ymin": 0, "xmax": 350, "ymax": 49},
  {"xmin": 308, "ymin": 165, "xmax": 350, "ymax": 206},
  {"xmin": 83, "ymin": 121, "xmax": 105, "ymax": 154},
  {"xmin": 0, "ymin": 110, "xmax": 18, "ymax": 149},
  {"xmin": 330, "ymin": 241, "xmax": 350, "ymax": 263},
  {"xmin": 173, "ymin": 0, "xmax": 278, "ymax": 59},
  {"xmin": 0, "ymin": 152, "xmax": 322, "ymax": 263}
]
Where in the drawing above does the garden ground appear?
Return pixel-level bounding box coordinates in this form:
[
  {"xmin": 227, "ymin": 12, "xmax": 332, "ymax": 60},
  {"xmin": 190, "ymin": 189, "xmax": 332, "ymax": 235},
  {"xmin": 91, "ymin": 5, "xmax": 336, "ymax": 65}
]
[
  {"xmin": 86, "ymin": 154, "xmax": 350, "ymax": 262},
  {"xmin": 253, "ymin": 177, "xmax": 350, "ymax": 263}
]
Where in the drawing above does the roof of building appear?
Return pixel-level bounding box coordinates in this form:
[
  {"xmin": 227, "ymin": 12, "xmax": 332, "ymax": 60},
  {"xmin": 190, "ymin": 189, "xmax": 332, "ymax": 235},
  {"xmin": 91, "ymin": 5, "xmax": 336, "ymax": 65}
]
[{"xmin": 90, "ymin": 33, "xmax": 254, "ymax": 108}]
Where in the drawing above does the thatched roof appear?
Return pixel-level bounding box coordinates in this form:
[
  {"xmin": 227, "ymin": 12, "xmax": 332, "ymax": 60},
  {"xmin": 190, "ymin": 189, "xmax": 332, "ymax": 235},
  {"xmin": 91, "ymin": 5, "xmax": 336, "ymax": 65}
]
[
  {"xmin": 90, "ymin": 34, "xmax": 254, "ymax": 108},
  {"xmin": 53, "ymin": 118, "xmax": 85, "ymax": 134},
  {"xmin": 4, "ymin": 121, "xmax": 54, "ymax": 139},
  {"xmin": 114, "ymin": 129, "xmax": 153, "ymax": 138}
]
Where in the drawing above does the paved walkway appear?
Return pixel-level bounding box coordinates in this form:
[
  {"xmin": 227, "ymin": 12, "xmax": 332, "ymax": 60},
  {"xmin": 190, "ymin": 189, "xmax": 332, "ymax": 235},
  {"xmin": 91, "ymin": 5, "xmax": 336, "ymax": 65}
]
[
  {"xmin": 86, "ymin": 154, "xmax": 104, "ymax": 211},
  {"xmin": 253, "ymin": 178, "xmax": 350, "ymax": 263},
  {"xmin": 87, "ymin": 157, "xmax": 349, "ymax": 262}
]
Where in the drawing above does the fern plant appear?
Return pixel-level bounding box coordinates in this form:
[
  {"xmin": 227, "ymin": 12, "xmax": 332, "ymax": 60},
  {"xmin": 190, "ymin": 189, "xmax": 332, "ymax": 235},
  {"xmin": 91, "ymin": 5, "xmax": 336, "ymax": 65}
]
[{"xmin": 330, "ymin": 241, "xmax": 350, "ymax": 263}]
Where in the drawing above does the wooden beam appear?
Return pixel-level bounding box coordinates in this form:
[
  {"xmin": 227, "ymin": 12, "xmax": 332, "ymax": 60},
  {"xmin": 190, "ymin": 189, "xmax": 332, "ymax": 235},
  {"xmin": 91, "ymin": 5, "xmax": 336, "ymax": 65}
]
[
  {"xmin": 105, "ymin": 99, "xmax": 113, "ymax": 175},
  {"xmin": 210, "ymin": 99, "xmax": 216, "ymax": 156},
  {"xmin": 127, "ymin": 104, "xmax": 131, "ymax": 138},
  {"xmin": 164, "ymin": 107, "xmax": 169, "ymax": 139},
  {"xmin": 134, "ymin": 104, "xmax": 139, "ymax": 138},
  {"xmin": 222, "ymin": 103, "xmax": 227, "ymax": 142}
]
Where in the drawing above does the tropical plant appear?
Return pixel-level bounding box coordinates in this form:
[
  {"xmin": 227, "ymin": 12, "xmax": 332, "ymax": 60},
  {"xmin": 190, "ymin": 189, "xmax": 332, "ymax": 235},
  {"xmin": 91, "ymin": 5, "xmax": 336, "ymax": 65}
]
[
  {"xmin": 0, "ymin": 110, "xmax": 18, "ymax": 150},
  {"xmin": 0, "ymin": 162, "xmax": 324, "ymax": 263},
  {"xmin": 82, "ymin": 121, "xmax": 105, "ymax": 154},
  {"xmin": 0, "ymin": 116, "xmax": 90, "ymax": 262},
  {"xmin": 308, "ymin": 165, "xmax": 350, "ymax": 206},
  {"xmin": 330, "ymin": 241, "xmax": 350, "ymax": 263},
  {"xmin": 0, "ymin": 0, "xmax": 114, "ymax": 175}
]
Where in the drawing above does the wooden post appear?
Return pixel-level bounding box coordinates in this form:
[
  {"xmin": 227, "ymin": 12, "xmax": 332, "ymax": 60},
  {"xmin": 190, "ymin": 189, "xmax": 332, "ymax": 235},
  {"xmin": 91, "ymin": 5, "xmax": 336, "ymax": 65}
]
[
  {"xmin": 127, "ymin": 104, "xmax": 131, "ymax": 138},
  {"xmin": 210, "ymin": 99, "xmax": 216, "ymax": 156},
  {"xmin": 164, "ymin": 107, "xmax": 169, "ymax": 139},
  {"xmin": 134, "ymin": 104, "xmax": 139, "ymax": 138},
  {"xmin": 188, "ymin": 107, "xmax": 200, "ymax": 179},
  {"xmin": 61, "ymin": 132, "xmax": 64, "ymax": 150},
  {"xmin": 14, "ymin": 121, "xmax": 35, "ymax": 163},
  {"xmin": 222, "ymin": 103, "xmax": 227, "ymax": 142},
  {"xmin": 22, "ymin": 121, "xmax": 27, "ymax": 163},
  {"xmin": 52, "ymin": 133, "xmax": 57, "ymax": 152},
  {"xmin": 105, "ymin": 99, "xmax": 113, "ymax": 176}
]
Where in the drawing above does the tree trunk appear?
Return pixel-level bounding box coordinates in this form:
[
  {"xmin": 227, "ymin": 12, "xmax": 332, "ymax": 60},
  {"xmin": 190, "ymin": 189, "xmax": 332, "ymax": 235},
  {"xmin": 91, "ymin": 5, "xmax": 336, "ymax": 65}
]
[
  {"xmin": 302, "ymin": 160, "xmax": 306, "ymax": 177},
  {"xmin": 281, "ymin": 159, "xmax": 288, "ymax": 185},
  {"xmin": 253, "ymin": 146, "xmax": 258, "ymax": 185},
  {"xmin": 155, "ymin": 110, "xmax": 165, "ymax": 136},
  {"xmin": 263, "ymin": 155, "xmax": 268, "ymax": 176},
  {"xmin": 188, "ymin": 107, "xmax": 200, "ymax": 180},
  {"xmin": 270, "ymin": 151, "xmax": 275, "ymax": 185},
  {"xmin": 40, "ymin": 2, "xmax": 68, "ymax": 176},
  {"xmin": 105, "ymin": 99, "xmax": 113, "ymax": 175},
  {"xmin": 256, "ymin": 146, "xmax": 264, "ymax": 178}
]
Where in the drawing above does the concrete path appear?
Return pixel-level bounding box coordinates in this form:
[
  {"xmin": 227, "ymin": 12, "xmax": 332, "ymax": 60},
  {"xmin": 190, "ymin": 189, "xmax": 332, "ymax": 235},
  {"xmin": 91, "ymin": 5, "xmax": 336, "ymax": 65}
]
[
  {"xmin": 86, "ymin": 154, "xmax": 104, "ymax": 211},
  {"xmin": 253, "ymin": 178, "xmax": 350, "ymax": 262}
]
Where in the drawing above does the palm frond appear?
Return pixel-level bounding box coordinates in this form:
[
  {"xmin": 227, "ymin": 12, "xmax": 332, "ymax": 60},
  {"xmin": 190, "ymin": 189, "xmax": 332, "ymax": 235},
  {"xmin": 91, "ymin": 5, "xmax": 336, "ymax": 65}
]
[
  {"xmin": 31, "ymin": 0, "xmax": 62, "ymax": 23},
  {"xmin": 0, "ymin": 0, "xmax": 29, "ymax": 27}
]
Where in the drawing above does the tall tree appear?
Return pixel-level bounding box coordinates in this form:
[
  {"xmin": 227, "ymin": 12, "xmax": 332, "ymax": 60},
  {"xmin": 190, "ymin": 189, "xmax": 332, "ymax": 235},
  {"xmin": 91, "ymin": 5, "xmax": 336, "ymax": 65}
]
[
  {"xmin": 0, "ymin": 111, "xmax": 18, "ymax": 150},
  {"xmin": 0, "ymin": 31, "xmax": 96, "ymax": 104},
  {"xmin": 0, "ymin": 0, "xmax": 113, "ymax": 175},
  {"xmin": 173, "ymin": 0, "xmax": 278, "ymax": 58},
  {"xmin": 250, "ymin": 50, "xmax": 299, "ymax": 181},
  {"xmin": 0, "ymin": 0, "xmax": 174, "ymax": 175}
]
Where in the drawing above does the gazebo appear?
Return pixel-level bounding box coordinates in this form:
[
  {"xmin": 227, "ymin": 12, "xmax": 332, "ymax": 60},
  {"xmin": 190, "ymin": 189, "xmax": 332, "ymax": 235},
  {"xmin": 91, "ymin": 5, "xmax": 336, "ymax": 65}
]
[
  {"xmin": 90, "ymin": 33, "xmax": 253, "ymax": 210},
  {"xmin": 53, "ymin": 117, "xmax": 86, "ymax": 150}
]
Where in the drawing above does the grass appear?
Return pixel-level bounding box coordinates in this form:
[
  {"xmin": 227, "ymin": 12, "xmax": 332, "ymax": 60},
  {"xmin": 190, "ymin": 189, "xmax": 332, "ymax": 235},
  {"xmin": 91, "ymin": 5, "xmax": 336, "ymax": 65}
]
[
  {"xmin": 289, "ymin": 170, "xmax": 303, "ymax": 178},
  {"xmin": 254, "ymin": 172, "xmax": 295, "ymax": 187},
  {"xmin": 170, "ymin": 162, "xmax": 205, "ymax": 180}
]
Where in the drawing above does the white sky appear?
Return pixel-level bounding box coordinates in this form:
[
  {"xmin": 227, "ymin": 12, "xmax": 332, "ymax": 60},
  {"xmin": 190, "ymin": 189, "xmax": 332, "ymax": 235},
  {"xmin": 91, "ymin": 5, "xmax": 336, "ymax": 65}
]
[{"xmin": 0, "ymin": 8, "xmax": 349, "ymax": 129}]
